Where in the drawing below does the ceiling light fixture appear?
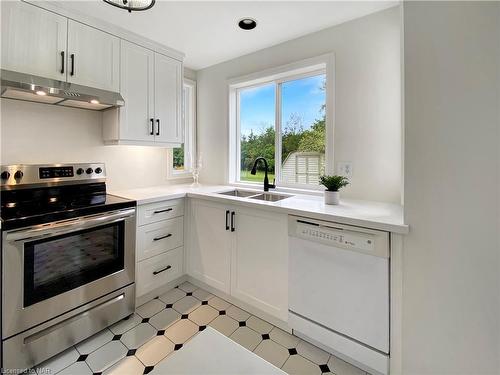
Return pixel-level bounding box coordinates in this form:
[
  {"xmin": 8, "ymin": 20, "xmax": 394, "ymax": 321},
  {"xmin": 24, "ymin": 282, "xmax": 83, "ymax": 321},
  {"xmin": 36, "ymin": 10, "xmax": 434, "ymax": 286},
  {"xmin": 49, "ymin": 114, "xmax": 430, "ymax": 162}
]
[
  {"xmin": 90, "ymin": 99, "xmax": 100, "ymax": 104},
  {"xmin": 238, "ymin": 18, "xmax": 257, "ymax": 31},
  {"xmin": 35, "ymin": 90, "xmax": 47, "ymax": 96},
  {"xmin": 103, "ymin": 0, "xmax": 155, "ymax": 13}
]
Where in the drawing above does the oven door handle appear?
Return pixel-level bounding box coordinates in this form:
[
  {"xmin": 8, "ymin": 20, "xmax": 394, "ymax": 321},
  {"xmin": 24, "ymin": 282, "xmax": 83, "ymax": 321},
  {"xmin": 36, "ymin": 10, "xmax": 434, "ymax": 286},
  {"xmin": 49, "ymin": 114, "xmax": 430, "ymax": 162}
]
[{"xmin": 5, "ymin": 208, "xmax": 136, "ymax": 242}]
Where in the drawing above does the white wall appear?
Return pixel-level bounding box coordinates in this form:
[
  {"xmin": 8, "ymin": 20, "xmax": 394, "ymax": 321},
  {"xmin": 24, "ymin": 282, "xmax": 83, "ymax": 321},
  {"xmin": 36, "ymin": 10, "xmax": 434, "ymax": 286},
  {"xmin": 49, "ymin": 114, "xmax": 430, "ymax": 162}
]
[
  {"xmin": 197, "ymin": 6, "xmax": 402, "ymax": 203},
  {"xmin": 0, "ymin": 99, "xmax": 173, "ymax": 191},
  {"xmin": 402, "ymin": 2, "xmax": 500, "ymax": 374}
]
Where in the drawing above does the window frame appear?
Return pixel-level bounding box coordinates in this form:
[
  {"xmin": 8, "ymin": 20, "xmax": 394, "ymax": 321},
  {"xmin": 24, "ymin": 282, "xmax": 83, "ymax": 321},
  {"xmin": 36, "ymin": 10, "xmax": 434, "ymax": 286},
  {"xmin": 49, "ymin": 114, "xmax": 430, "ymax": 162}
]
[
  {"xmin": 228, "ymin": 54, "xmax": 335, "ymax": 191},
  {"xmin": 168, "ymin": 78, "xmax": 196, "ymax": 180}
]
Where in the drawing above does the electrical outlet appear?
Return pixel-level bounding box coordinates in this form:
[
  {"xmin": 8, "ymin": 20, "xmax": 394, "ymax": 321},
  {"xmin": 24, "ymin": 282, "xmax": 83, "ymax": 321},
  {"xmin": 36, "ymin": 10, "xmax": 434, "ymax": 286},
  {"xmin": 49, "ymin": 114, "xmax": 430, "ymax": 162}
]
[{"xmin": 337, "ymin": 162, "xmax": 353, "ymax": 178}]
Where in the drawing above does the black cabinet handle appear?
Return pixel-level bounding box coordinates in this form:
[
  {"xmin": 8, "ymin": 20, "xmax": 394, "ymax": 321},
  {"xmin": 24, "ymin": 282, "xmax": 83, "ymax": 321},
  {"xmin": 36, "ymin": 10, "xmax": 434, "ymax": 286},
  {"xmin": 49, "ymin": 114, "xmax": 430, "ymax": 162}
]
[
  {"xmin": 150, "ymin": 119, "xmax": 154, "ymax": 135},
  {"xmin": 225, "ymin": 210, "xmax": 230, "ymax": 230},
  {"xmin": 156, "ymin": 119, "xmax": 160, "ymax": 136},
  {"xmin": 60, "ymin": 51, "xmax": 65, "ymax": 74},
  {"xmin": 153, "ymin": 208, "xmax": 172, "ymax": 214},
  {"xmin": 70, "ymin": 54, "xmax": 75, "ymax": 76},
  {"xmin": 231, "ymin": 211, "xmax": 235, "ymax": 232},
  {"xmin": 153, "ymin": 265, "xmax": 171, "ymax": 275},
  {"xmin": 153, "ymin": 234, "xmax": 172, "ymax": 241}
]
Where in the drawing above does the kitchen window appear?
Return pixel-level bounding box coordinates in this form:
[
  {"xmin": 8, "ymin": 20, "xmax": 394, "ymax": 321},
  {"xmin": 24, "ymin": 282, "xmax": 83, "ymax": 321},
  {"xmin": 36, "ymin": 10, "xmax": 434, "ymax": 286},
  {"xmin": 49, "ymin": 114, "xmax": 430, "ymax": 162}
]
[
  {"xmin": 229, "ymin": 55, "xmax": 334, "ymax": 190},
  {"xmin": 169, "ymin": 79, "xmax": 196, "ymax": 178}
]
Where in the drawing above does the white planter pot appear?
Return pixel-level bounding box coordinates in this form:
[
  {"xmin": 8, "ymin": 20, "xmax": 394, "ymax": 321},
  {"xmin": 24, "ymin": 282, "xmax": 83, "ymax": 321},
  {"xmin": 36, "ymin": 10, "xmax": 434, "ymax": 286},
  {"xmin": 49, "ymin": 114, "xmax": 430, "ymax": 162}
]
[{"xmin": 324, "ymin": 191, "xmax": 340, "ymax": 205}]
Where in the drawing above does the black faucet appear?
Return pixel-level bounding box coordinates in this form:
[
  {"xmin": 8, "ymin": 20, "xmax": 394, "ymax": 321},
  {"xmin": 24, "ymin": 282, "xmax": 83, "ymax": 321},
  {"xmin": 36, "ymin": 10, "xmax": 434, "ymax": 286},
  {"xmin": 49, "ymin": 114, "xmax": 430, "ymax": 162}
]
[{"xmin": 250, "ymin": 157, "xmax": 276, "ymax": 192}]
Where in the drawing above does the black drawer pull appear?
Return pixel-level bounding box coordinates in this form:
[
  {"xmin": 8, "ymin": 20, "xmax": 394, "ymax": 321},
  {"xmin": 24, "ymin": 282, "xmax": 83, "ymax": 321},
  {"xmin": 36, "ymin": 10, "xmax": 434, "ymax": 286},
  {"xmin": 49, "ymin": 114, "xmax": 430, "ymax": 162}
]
[
  {"xmin": 156, "ymin": 119, "xmax": 160, "ymax": 136},
  {"xmin": 150, "ymin": 118, "xmax": 154, "ymax": 135},
  {"xmin": 231, "ymin": 211, "xmax": 235, "ymax": 232},
  {"xmin": 153, "ymin": 265, "xmax": 171, "ymax": 275},
  {"xmin": 70, "ymin": 53, "xmax": 75, "ymax": 76},
  {"xmin": 60, "ymin": 51, "xmax": 65, "ymax": 74},
  {"xmin": 153, "ymin": 208, "xmax": 173, "ymax": 214},
  {"xmin": 225, "ymin": 210, "xmax": 230, "ymax": 231},
  {"xmin": 153, "ymin": 234, "xmax": 172, "ymax": 241}
]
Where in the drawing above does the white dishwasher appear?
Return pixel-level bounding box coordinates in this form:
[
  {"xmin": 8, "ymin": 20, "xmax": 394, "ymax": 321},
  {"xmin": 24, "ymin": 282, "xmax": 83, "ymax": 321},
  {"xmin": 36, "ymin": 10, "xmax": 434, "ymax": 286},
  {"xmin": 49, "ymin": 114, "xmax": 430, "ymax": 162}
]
[{"xmin": 288, "ymin": 216, "xmax": 390, "ymax": 375}]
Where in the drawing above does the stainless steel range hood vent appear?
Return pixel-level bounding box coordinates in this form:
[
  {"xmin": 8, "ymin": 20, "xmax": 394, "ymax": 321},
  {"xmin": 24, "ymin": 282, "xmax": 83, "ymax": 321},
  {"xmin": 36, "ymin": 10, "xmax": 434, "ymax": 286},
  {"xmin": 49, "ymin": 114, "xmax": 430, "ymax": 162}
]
[{"xmin": 0, "ymin": 70, "xmax": 124, "ymax": 111}]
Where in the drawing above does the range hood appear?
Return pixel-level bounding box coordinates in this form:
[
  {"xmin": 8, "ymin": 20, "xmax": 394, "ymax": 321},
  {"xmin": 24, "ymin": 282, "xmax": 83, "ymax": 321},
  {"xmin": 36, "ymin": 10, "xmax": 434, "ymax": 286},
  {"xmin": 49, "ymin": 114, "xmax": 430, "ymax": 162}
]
[{"xmin": 0, "ymin": 69, "xmax": 124, "ymax": 111}]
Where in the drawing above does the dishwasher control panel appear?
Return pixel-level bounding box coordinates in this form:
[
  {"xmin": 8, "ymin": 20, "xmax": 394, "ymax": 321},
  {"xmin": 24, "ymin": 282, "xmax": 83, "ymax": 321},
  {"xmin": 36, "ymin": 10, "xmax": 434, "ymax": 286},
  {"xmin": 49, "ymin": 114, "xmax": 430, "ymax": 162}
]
[
  {"xmin": 290, "ymin": 217, "xmax": 390, "ymax": 258},
  {"xmin": 297, "ymin": 223, "xmax": 375, "ymax": 252}
]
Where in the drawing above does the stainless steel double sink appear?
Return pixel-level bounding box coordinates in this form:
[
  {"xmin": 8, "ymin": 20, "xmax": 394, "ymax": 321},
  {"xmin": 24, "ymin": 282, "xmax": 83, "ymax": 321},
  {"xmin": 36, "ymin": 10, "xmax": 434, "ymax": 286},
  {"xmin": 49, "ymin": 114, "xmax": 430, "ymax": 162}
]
[{"xmin": 217, "ymin": 189, "xmax": 292, "ymax": 202}]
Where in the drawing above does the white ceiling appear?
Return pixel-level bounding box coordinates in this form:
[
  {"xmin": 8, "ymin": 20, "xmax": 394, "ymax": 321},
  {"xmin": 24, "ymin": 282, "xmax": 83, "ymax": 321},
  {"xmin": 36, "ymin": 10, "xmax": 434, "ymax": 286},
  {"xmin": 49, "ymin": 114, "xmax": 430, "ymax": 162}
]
[{"xmin": 56, "ymin": 1, "xmax": 398, "ymax": 70}]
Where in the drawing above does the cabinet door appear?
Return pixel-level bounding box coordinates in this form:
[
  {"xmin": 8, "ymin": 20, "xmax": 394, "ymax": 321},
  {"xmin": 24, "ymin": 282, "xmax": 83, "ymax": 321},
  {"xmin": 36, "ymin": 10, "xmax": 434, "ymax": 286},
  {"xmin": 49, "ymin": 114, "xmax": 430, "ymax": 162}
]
[
  {"xmin": 154, "ymin": 53, "xmax": 182, "ymax": 144},
  {"xmin": 119, "ymin": 40, "xmax": 154, "ymax": 142},
  {"xmin": 231, "ymin": 207, "xmax": 288, "ymax": 320},
  {"xmin": 67, "ymin": 20, "xmax": 120, "ymax": 92},
  {"xmin": 1, "ymin": 1, "xmax": 67, "ymax": 80},
  {"xmin": 187, "ymin": 199, "xmax": 231, "ymax": 293}
]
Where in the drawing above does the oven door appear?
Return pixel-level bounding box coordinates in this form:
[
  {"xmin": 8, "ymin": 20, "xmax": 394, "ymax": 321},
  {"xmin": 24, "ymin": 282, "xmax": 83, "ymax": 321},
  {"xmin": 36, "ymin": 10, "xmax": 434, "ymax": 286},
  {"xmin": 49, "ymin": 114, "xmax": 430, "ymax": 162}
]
[{"xmin": 2, "ymin": 208, "xmax": 136, "ymax": 338}]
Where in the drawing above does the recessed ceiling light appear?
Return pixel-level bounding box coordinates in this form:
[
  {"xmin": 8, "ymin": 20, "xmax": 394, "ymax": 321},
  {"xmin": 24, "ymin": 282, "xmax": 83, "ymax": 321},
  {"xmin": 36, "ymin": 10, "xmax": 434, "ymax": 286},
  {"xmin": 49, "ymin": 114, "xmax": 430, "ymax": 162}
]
[
  {"xmin": 238, "ymin": 18, "xmax": 257, "ymax": 31},
  {"xmin": 35, "ymin": 90, "xmax": 47, "ymax": 96}
]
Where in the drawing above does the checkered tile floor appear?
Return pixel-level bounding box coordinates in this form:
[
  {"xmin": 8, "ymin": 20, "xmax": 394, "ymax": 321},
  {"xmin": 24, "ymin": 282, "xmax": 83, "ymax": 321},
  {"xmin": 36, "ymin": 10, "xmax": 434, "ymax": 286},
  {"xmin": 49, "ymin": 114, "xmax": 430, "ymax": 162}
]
[{"xmin": 35, "ymin": 282, "xmax": 370, "ymax": 375}]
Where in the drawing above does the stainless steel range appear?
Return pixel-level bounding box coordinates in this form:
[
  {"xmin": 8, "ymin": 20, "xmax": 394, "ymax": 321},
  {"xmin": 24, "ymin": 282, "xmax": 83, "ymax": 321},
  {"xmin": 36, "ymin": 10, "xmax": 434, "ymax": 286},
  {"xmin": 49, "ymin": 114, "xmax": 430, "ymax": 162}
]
[{"xmin": 0, "ymin": 163, "xmax": 136, "ymax": 370}]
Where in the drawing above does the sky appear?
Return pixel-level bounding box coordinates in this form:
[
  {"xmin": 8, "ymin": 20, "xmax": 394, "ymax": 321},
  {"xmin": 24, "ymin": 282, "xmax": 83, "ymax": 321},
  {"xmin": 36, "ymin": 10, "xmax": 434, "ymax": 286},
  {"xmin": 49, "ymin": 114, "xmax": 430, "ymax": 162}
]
[{"xmin": 240, "ymin": 74, "xmax": 326, "ymax": 137}]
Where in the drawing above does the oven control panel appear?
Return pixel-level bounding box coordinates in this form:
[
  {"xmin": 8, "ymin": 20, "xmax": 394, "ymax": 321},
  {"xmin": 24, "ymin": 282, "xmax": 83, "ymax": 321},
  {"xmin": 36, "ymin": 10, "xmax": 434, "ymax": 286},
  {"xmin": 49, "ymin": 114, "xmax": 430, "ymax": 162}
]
[
  {"xmin": 1, "ymin": 163, "xmax": 106, "ymax": 188},
  {"xmin": 39, "ymin": 166, "xmax": 74, "ymax": 179}
]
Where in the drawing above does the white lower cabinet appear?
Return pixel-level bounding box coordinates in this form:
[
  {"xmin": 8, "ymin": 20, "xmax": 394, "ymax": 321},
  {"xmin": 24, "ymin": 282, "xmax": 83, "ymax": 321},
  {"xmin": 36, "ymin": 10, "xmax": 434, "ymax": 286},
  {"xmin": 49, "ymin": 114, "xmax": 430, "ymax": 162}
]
[
  {"xmin": 137, "ymin": 247, "xmax": 183, "ymax": 297},
  {"xmin": 186, "ymin": 198, "xmax": 288, "ymax": 321},
  {"xmin": 187, "ymin": 199, "xmax": 232, "ymax": 294},
  {"xmin": 231, "ymin": 207, "xmax": 288, "ymax": 321},
  {"xmin": 135, "ymin": 199, "xmax": 185, "ymax": 301}
]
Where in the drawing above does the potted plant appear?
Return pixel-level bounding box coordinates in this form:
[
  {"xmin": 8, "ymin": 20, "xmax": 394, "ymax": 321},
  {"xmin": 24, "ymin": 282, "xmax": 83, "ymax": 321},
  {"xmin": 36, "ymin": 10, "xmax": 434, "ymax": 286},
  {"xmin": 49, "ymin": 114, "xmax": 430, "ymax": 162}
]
[{"xmin": 319, "ymin": 175, "xmax": 349, "ymax": 205}]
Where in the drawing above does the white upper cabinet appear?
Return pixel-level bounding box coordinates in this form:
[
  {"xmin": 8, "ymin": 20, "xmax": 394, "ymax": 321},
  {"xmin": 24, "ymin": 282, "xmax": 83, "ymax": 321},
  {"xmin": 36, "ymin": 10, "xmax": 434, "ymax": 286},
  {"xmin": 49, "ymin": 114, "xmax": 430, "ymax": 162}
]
[
  {"xmin": 116, "ymin": 40, "xmax": 154, "ymax": 142},
  {"xmin": 1, "ymin": 1, "xmax": 67, "ymax": 80},
  {"xmin": 154, "ymin": 53, "xmax": 183, "ymax": 144},
  {"xmin": 103, "ymin": 49, "xmax": 183, "ymax": 146},
  {"xmin": 67, "ymin": 20, "xmax": 120, "ymax": 92}
]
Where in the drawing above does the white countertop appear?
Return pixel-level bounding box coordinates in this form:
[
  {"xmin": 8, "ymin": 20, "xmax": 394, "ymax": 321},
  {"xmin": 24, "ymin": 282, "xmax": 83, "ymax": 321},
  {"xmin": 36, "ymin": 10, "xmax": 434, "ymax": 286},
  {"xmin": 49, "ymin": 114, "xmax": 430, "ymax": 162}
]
[{"xmin": 111, "ymin": 184, "xmax": 408, "ymax": 234}]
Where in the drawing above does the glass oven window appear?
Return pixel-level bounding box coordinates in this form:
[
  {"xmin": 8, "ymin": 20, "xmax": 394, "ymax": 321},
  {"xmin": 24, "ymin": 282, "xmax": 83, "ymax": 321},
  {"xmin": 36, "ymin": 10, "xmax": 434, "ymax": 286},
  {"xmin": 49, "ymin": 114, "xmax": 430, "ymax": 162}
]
[{"xmin": 23, "ymin": 222, "xmax": 125, "ymax": 307}]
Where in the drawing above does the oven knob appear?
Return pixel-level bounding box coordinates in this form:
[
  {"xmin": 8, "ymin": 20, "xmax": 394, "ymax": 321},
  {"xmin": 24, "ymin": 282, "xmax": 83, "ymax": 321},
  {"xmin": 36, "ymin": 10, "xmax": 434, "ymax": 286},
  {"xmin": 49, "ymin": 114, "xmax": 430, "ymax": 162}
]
[
  {"xmin": 14, "ymin": 170, "xmax": 23, "ymax": 179},
  {"xmin": 76, "ymin": 168, "xmax": 84, "ymax": 175},
  {"xmin": 86, "ymin": 168, "xmax": 93, "ymax": 174},
  {"xmin": 95, "ymin": 167, "xmax": 102, "ymax": 174},
  {"xmin": 1, "ymin": 171, "xmax": 10, "ymax": 180}
]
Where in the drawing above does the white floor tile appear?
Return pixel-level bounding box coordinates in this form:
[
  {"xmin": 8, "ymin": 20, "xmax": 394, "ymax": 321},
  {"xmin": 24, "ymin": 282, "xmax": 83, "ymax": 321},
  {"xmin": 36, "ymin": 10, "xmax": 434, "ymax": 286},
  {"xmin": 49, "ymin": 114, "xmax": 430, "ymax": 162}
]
[
  {"xmin": 120, "ymin": 323, "xmax": 157, "ymax": 349},
  {"xmin": 269, "ymin": 327, "xmax": 300, "ymax": 349},
  {"xmin": 189, "ymin": 305, "xmax": 219, "ymax": 326},
  {"xmin": 282, "ymin": 355, "xmax": 322, "ymax": 375},
  {"xmin": 109, "ymin": 314, "xmax": 142, "ymax": 335},
  {"xmin": 296, "ymin": 340, "xmax": 330, "ymax": 365},
  {"xmin": 36, "ymin": 347, "xmax": 80, "ymax": 374},
  {"xmin": 136, "ymin": 299, "xmax": 165, "ymax": 318},
  {"xmin": 327, "ymin": 355, "xmax": 366, "ymax": 375},
  {"xmin": 209, "ymin": 315, "xmax": 239, "ymax": 337},
  {"xmin": 254, "ymin": 339, "xmax": 290, "ymax": 368},
  {"xmin": 85, "ymin": 340, "xmax": 128, "ymax": 373},
  {"xmin": 103, "ymin": 355, "xmax": 145, "ymax": 375},
  {"xmin": 158, "ymin": 288, "xmax": 186, "ymax": 305},
  {"xmin": 230, "ymin": 326, "xmax": 262, "ymax": 351},
  {"xmin": 135, "ymin": 335, "xmax": 175, "ymax": 366},
  {"xmin": 226, "ymin": 305, "xmax": 250, "ymax": 322},
  {"xmin": 149, "ymin": 308, "xmax": 181, "ymax": 330},
  {"xmin": 57, "ymin": 361, "xmax": 92, "ymax": 375},
  {"xmin": 192, "ymin": 288, "xmax": 214, "ymax": 301},
  {"xmin": 178, "ymin": 282, "xmax": 198, "ymax": 293},
  {"xmin": 208, "ymin": 296, "xmax": 231, "ymax": 311},
  {"xmin": 76, "ymin": 329, "xmax": 113, "ymax": 354},
  {"xmin": 164, "ymin": 319, "xmax": 199, "ymax": 344},
  {"xmin": 247, "ymin": 316, "xmax": 273, "ymax": 334},
  {"xmin": 173, "ymin": 296, "xmax": 201, "ymax": 314}
]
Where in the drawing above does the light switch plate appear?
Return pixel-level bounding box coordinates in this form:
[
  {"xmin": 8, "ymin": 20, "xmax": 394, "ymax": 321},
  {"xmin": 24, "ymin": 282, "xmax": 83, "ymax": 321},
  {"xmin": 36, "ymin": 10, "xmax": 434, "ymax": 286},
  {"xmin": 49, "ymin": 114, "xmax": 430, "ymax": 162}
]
[{"xmin": 337, "ymin": 161, "xmax": 353, "ymax": 178}]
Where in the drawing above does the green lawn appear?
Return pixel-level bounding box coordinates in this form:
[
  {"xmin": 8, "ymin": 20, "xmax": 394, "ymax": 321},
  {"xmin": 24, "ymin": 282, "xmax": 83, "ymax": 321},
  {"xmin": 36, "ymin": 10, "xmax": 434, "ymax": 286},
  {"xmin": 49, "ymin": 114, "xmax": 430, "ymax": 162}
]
[{"xmin": 240, "ymin": 170, "xmax": 275, "ymax": 183}]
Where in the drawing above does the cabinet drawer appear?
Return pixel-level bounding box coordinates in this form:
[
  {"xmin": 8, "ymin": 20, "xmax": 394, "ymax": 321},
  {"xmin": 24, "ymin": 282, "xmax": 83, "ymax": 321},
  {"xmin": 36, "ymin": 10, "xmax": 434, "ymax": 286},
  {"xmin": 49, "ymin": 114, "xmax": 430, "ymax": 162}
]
[
  {"xmin": 137, "ymin": 199, "xmax": 184, "ymax": 226},
  {"xmin": 137, "ymin": 217, "xmax": 183, "ymax": 261},
  {"xmin": 136, "ymin": 247, "xmax": 183, "ymax": 298}
]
